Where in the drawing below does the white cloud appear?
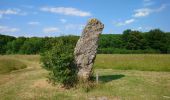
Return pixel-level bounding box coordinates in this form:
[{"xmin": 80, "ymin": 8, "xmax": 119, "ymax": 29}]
[
  {"xmin": 134, "ymin": 8, "xmax": 151, "ymax": 17},
  {"xmin": 116, "ymin": 19, "xmax": 135, "ymax": 26},
  {"xmin": 43, "ymin": 27, "xmax": 60, "ymax": 33},
  {"xmin": 60, "ymin": 19, "xmax": 67, "ymax": 23},
  {"xmin": 0, "ymin": 8, "xmax": 27, "ymax": 18},
  {"xmin": 0, "ymin": 9, "xmax": 20, "ymax": 15},
  {"xmin": 133, "ymin": 4, "xmax": 166, "ymax": 17},
  {"xmin": 40, "ymin": 7, "xmax": 91, "ymax": 17},
  {"xmin": 28, "ymin": 21, "xmax": 40, "ymax": 25},
  {"xmin": 125, "ymin": 19, "xmax": 135, "ymax": 24},
  {"xmin": 0, "ymin": 25, "xmax": 19, "ymax": 33}
]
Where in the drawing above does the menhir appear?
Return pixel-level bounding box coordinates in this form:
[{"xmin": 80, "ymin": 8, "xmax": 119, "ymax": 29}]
[{"xmin": 74, "ymin": 18, "xmax": 104, "ymax": 80}]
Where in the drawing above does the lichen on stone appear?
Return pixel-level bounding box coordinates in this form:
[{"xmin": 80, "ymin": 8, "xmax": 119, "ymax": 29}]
[{"xmin": 89, "ymin": 18, "xmax": 98, "ymax": 24}]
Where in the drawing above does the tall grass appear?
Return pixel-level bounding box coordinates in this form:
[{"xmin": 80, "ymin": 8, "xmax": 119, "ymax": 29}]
[
  {"xmin": 0, "ymin": 55, "xmax": 29, "ymax": 74},
  {"xmin": 94, "ymin": 54, "xmax": 170, "ymax": 71}
]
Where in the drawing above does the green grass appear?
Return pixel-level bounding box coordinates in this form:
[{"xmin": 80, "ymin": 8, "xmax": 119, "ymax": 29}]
[
  {"xmin": 0, "ymin": 55, "xmax": 27, "ymax": 74},
  {"xmin": 94, "ymin": 54, "xmax": 170, "ymax": 71},
  {"xmin": 0, "ymin": 54, "xmax": 170, "ymax": 100}
]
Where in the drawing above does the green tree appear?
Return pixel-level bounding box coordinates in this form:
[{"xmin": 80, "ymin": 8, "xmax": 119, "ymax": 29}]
[
  {"xmin": 20, "ymin": 37, "xmax": 43, "ymax": 54},
  {"xmin": 6, "ymin": 37, "xmax": 26, "ymax": 54},
  {"xmin": 99, "ymin": 34, "xmax": 123, "ymax": 48},
  {"xmin": 145, "ymin": 29, "xmax": 168, "ymax": 53},
  {"xmin": 122, "ymin": 29, "xmax": 147, "ymax": 50},
  {"xmin": 0, "ymin": 34, "xmax": 16, "ymax": 54}
]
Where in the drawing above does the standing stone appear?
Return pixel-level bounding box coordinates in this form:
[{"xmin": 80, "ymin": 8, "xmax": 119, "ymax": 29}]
[{"xmin": 74, "ymin": 18, "xmax": 104, "ymax": 80}]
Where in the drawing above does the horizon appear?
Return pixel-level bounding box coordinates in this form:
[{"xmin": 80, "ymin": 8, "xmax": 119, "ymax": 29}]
[
  {"xmin": 0, "ymin": 0, "xmax": 170, "ymax": 37},
  {"xmin": 0, "ymin": 28, "xmax": 169, "ymax": 38}
]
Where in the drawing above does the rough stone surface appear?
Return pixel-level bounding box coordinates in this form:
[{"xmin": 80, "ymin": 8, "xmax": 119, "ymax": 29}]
[{"xmin": 74, "ymin": 18, "xmax": 104, "ymax": 80}]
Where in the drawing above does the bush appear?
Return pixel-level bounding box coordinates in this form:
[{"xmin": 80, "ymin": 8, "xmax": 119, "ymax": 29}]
[{"xmin": 40, "ymin": 39, "xmax": 77, "ymax": 88}]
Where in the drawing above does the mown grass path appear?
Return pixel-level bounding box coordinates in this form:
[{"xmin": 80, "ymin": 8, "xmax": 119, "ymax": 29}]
[{"xmin": 0, "ymin": 55, "xmax": 170, "ymax": 100}]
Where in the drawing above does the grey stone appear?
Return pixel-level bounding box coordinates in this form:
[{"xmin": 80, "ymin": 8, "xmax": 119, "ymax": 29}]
[{"xmin": 74, "ymin": 18, "xmax": 104, "ymax": 80}]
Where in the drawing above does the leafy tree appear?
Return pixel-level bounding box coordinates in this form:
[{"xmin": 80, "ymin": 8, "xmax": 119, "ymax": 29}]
[
  {"xmin": 145, "ymin": 29, "xmax": 168, "ymax": 53},
  {"xmin": 0, "ymin": 34, "xmax": 15, "ymax": 54},
  {"xmin": 6, "ymin": 37, "xmax": 26, "ymax": 54},
  {"xmin": 20, "ymin": 37, "xmax": 43, "ymax": 54},
  {"xmin": 99, "ymin": 34, "xmax": 123, "ymax": 48},
  {"xmin": 122, "ymin": 29, "xmax": 147, "ymax": 50}
]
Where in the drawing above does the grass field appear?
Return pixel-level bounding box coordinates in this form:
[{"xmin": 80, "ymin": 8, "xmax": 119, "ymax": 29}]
[
  {"xmin": 94, "ymin": 54, "xmax": 170, "ymax": 71},
  {"xmin": 0, "ymin": 54, "xmax": 170, "ymax": 100},
  {"xmin": 0, "ymin": 55, "xmax": 27, "ymax": 74}
]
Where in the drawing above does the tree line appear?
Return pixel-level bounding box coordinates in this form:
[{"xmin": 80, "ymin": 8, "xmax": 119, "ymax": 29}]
[{"xmin": 0, "ymin": 29, "xmax": 170, "ymax": 54}]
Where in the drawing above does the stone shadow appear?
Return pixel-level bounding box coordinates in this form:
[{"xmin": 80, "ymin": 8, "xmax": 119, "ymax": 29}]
[{"xmin": 98, "ymin": 74, "xmax": 125, "ymax": 83}]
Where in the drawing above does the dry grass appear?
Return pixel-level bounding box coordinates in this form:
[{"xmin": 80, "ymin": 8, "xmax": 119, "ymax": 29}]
[
  {"xmin": 0, "ymin": 55, "xmax": 27, "ymax": 74},
  {"xmin": 0, "ymin": 55, "xmax": 170, "ymax": 100}
]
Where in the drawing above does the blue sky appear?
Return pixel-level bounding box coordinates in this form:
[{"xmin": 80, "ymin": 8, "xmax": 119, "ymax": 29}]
[{"xmin": 0, "ymin": 0, "xmax": 170, "ymax": 37}]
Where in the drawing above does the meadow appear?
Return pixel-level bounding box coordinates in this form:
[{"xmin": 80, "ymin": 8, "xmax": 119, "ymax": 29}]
[
  {"xmin": 0, "ymin": 54, "xmax": 170, "ymax": 100},
  {"xmin": 94, "ymin": 54, "xmax": 170, "ymax": 71},
  {"xmin": 0, "ymin": 56, "xmax": 26, "ymax": 74}
]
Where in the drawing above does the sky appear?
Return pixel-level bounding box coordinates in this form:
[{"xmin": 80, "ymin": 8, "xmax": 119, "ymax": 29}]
[{"xmin": 0, "ymin": 0, "xmax": 170, "ymax": 37}]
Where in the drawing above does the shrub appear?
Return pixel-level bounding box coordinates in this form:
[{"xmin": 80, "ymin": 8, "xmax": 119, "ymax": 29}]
[{"xmin": 40, "ymin": 39, "xmax": 77, "ymax": 88}]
